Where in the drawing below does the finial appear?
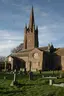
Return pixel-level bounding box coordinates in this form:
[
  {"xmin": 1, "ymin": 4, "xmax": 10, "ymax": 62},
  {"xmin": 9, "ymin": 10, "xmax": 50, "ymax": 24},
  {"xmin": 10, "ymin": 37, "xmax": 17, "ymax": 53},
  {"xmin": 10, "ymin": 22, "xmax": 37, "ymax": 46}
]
[
  {"xmin": 25, "ymin": 24, "xmax": 27, "ymax": 28},
  {"xmin": 29, "ymin": 5, "xmax": 35, "ymax": 31}
]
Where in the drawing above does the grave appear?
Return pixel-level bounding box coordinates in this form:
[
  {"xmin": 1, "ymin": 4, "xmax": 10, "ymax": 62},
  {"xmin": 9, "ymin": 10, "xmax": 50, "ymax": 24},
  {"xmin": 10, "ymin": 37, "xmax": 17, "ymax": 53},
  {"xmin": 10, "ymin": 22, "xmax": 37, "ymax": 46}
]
[
  {"xmin": 24, "ymin": 68, "xmax": 27, "ymax": 74},
  {"xmin": 4, "ymin": 76, "xmax": 6, "ymax": 80},
  {"xmin": 42, "ymin": 75, "xmax": 57, "ymax": 79},
  {"xmin": 10, "ymin": 70, "xmax": 16, "ymax": 86},
  {"xmin": 13, "ymin": 70, "xmax": 16, "ymax": 82},
  {"xmin": 10, "ymin": 81, "xmax": 14, "ymax": 86},
  {"xmin": 53, "ymin": 83, "xmax": 64, "ymax": 87},
  {"xmin": 49, "ymin": 79, "xmax": 53, "ymax": 85},
  {"xmin": 59, "ymin": 73, "xmax": 62, "ymax": 78},
  {"xmin": 29, "ymin": 71, "xmax": 33, "ymax": 80}
]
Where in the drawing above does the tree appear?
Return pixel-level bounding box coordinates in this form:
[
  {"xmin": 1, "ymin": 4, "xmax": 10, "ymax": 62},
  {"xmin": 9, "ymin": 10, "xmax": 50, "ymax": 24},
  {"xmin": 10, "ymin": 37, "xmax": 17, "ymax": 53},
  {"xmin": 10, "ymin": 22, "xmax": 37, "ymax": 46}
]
[{"xmin": 11, "ymin": 43, "xmax": 24, "ymax": 53}]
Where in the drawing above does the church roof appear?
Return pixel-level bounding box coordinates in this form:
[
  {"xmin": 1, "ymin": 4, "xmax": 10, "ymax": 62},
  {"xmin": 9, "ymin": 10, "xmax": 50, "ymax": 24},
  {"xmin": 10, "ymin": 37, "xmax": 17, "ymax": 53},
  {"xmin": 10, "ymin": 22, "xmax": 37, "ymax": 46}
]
[
  {"xmin": 11, "ymin": 46, "xmax": 48, "ymax": 57},
  {"xmin": 13, "ymin": 46, "xmax": 48, "ymax": 53},
  {"xmin": 10, "ymin": 48, "xmax": 33, "ymax": 57},
  {"xmin": 55, "ymin": 48, "xmax": 64, "ymax": 56},
  {"xmin": 38, "ymin": 46, "xmax": 48, "ymax": 51}
]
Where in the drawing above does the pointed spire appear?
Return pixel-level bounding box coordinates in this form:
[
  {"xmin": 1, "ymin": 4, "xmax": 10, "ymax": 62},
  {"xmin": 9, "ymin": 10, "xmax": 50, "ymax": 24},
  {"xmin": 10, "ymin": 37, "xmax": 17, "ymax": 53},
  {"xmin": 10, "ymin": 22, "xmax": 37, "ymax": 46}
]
[
  {"xmin": 36, "ymin": 25, "xmax": 38, "ymax": 31},
  {"xmin": 29, "ymin": 6, "xmax": 35, "ymax": 31}
]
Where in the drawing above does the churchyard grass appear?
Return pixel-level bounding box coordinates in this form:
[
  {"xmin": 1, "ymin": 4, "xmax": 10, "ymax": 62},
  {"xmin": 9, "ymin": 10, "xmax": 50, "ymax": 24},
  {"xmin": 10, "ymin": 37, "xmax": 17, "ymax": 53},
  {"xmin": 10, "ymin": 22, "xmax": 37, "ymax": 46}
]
[{"xmin": 0, "ymin": 71, "xmax": 64, "ymax": 96}]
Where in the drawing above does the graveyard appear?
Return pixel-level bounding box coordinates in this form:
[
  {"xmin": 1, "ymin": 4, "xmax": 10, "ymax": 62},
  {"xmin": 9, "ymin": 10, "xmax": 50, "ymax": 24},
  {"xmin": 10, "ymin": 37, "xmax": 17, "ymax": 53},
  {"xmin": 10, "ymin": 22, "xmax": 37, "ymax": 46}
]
[{"xmin": 0, "ymin": 71, "xmax": 64, "ymax": 96}]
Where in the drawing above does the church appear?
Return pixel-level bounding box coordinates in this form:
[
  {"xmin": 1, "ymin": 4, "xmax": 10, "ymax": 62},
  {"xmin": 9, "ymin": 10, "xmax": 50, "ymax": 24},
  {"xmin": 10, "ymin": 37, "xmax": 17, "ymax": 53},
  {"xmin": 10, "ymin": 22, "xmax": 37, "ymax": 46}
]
[{"xmin": 7, "ymin": 7, "xmax": 64, "ymax": 72}]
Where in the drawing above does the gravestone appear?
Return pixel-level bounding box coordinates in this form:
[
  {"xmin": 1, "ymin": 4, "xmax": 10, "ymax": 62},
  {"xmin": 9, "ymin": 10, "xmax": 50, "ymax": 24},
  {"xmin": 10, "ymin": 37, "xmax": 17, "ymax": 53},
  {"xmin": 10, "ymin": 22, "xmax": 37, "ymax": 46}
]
[
  {"xmin": 39, "ymin": 70, "xmax": 42, "ymax": 74},
  {"xmin": 42, "ymin": 75, "xmax": 44, "ymax": 78},
  {"xmin": 10, "ymin": 81, "xmax": 14, "ymax": 86},
  {"xmin": 24, "ymin": 68, "xmax": 27, "ymax": 74},
  {"xmin": 29, "ymin": 71, "xmax": 33, "ymax": 80},
  {"xmin": 13, "ymin": 70, "xmax": 16, "ymax": 82},
  {"xmin": 49, "ymin": 79, "xmax": 53, "ymax": 85},
  {"xmin": 53, "ymin": 83, "xmax": 64, "ymax": 87},
  {"xmin": 4, "ymin": 76, "xmax": 6, "ymax": 80},
  {"xmin": 59, "ymin": 73, "xmax": 62, "ymax": 78},
  {"xmin": 10, "ymin": 70, "xmax": 16, "ymax": 86},
  {"xmin": 18, "ymin": 71, "xmax": 21, "ymax": 74}
]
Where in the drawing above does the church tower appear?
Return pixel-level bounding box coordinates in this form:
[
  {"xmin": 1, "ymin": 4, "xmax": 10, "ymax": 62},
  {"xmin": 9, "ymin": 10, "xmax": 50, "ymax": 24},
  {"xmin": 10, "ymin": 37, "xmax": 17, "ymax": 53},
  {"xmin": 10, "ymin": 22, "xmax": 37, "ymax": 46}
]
[{"xmin": 24, "ymin": 6, "xmax": 39, "ymax": 49}]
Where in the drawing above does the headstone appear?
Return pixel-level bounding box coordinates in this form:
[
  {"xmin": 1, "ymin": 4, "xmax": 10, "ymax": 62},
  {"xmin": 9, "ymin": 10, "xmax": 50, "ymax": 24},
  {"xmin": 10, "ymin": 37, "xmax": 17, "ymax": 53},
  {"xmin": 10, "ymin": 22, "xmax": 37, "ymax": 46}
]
[
  {"xmin": 24, "ymin": 68, "xmax": 27, "ymax": 74},
  {"xmin": 29, "ymin": 71, "xmax": 33, "ymax": 80},
  {"xmin": 4, "ymin": 76, "xmax": 6, "ymax": 80},
  {"xmin": 10, "ymin": 81, "xmax": 14, "ymax": 86},
  {"xmin": 42, "ymin": 75, "xmax": 44, "ymax": 78},
  {"xmin": 59, "ymin": 73, "xmax": 62, "ymax": 78},
  {"xmin": 39, "ymin": 70, "xmax": 42, "ymax": 74},
  {"xmin": 49, "ymin": 79, "xmax": 52, "ymax": 85},
  {"xmin": 13, "ymin": 70, "xmax": 16, "ymax": 82},
  {"xmin": 53, "ymin": 83, "xmax": 64, "ymax": 87},
  {"xmin": 18, "ymin": 71, "xmax": 20, "ymax": 74}
]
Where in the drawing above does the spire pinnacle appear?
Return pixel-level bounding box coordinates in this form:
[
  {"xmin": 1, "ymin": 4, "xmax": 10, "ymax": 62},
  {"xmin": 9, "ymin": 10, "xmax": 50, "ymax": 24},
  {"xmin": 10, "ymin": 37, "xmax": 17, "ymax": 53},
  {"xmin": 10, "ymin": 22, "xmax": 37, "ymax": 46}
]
[
  {"xmin": 29, "ymin": 6, "xmax": 35, "ymax": 31},
  {"xmin": 25, "ymin": 24, "xmax": 27, "ymax": 28}
]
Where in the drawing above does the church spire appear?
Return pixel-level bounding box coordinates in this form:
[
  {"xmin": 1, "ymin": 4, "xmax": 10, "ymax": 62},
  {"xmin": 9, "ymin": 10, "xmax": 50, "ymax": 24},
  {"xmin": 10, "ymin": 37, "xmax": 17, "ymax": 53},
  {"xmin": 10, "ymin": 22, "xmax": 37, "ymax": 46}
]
[{"xmin": 29, "ymin": 6, "xmax": 35, "ymax": 31}]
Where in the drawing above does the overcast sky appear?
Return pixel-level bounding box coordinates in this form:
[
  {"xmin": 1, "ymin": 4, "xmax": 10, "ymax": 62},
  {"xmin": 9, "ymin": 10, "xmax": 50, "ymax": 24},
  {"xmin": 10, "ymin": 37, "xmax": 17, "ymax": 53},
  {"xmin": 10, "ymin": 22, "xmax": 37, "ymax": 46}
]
[{"xmin": 0, "ymin": 0, "xmax": 64, "ymax": 56}]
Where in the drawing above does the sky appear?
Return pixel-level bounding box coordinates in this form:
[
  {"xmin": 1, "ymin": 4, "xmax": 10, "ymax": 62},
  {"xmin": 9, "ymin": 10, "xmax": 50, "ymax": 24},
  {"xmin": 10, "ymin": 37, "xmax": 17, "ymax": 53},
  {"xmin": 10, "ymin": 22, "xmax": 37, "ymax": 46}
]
[{"xmin": 0, "ymin": 0, "xmax": 64, "ymax": 56}]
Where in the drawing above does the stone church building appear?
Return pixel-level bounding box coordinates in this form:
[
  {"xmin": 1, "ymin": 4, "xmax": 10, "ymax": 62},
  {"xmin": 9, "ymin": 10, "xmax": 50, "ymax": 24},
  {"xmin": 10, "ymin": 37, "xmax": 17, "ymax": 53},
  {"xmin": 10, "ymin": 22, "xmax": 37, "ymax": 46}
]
[{"xmin": 7, "ymin": 7, "xmax": 64, "ymax": 71}]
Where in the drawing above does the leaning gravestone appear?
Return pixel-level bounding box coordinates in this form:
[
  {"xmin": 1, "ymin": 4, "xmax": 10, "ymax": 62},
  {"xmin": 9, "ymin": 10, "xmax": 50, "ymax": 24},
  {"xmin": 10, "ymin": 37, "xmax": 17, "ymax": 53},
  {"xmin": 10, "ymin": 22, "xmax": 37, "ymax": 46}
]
[{"xmin": 10, "ymin": 81, "xmax": 14, "ymax": 86}]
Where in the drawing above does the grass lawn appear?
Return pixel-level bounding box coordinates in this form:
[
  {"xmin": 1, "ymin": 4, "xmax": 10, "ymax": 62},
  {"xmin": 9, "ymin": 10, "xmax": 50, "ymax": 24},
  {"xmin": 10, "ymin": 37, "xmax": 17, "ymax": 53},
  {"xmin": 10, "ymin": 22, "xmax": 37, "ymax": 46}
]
[{"xmin": 0, "ymin": 71, "xmax": 64, "ymax": 96}]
